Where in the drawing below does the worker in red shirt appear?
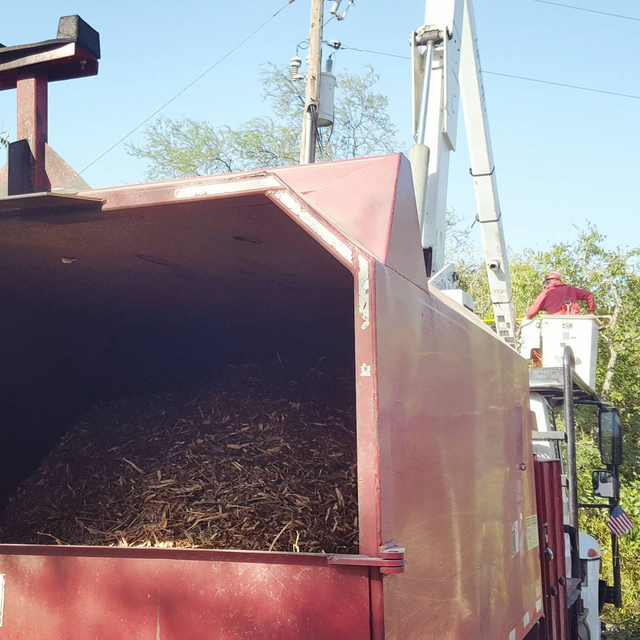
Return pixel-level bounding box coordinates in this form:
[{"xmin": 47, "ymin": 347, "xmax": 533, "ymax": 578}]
[
  {"xmin": 526, "ymin": 272, "xmax": 595, "ymax": 319},
  {"xmin": 520, "ymin": 272, "xmax": 596, "ymax": 366}
]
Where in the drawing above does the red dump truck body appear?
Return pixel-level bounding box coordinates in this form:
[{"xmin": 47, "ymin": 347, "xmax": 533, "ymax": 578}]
[
  {"xmin": 0, "ymin": 154, "xmax": 542, "ymax": 638},
  {"xmin": 0, "ymin": 546, "xmax": 372, "ymax": 638}
]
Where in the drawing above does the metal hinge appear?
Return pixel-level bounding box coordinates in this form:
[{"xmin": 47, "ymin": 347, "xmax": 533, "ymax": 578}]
[{"xmin": 328, "ymin": 542, "xmax": 406, "ymax": 574}]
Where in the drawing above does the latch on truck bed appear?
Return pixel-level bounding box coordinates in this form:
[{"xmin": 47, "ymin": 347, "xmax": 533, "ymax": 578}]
[{"xmin": 327, "ymin": 543, "xmax": 406, "ymax": 574}]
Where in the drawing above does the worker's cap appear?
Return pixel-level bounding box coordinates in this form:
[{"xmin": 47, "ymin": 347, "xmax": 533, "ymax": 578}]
[{"xmin": 544, "ymin": 271, "xmax": 562, "ymax": 283}]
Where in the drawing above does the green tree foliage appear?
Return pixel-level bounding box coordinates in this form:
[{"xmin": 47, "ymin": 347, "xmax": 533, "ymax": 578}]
[
  {"xmin": 451, "ymin": 223, "xmax": 640, "ymax": 635},
  {"xmin": 127, "ymin": 64, "xmax": 402, "ymax": 180}
]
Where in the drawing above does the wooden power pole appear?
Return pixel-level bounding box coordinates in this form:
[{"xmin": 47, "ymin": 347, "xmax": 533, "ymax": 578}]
[{"xmin": 300, "ymin": 0, "xmax": 323, "ymax": 164}]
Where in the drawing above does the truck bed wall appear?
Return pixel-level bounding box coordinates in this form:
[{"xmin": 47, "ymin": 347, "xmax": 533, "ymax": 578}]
[
  {"xmin": 0, "ymin": 195, "xmax": 355, "ymax": 504},
  {"xmin": 373, "ymin": 263, "xmax": 543, "ymax": 638}
]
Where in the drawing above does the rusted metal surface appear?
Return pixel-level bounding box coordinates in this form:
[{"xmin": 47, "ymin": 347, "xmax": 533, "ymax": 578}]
[
  {"xmin": 42, "ymin": 143, "xmax": 92, "ymax": 193},
  {"xmin": 0, "ymin": 42, "xmax": 98, "ymax": 90},
  {"xmin": 0, "ymin": 154, "xmax": 546, "ymax": 637},
  {"xmin": 0, "ymin": 16, "xmax": 99, "ymax": 195},
  {"xmin": 0, "ymin": 192, "xmax": 102, "ymax": 214},
  {"xmin": 0, "ymin": 546, "xmax": 371, "ymax": 639},
  {"xmin": 0, "ymin": 16, "xmax": 99, "ymax": 91},
  {"xmin": 14, "ymin": 73, "xmax": 49, "ymax": 192},
  {"xmin": 534, "ymin": 460, "xmax": 569, "ymax": 640}
]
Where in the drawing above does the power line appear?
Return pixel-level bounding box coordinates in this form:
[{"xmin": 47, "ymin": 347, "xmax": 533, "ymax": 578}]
[
  {"xmin": 339, "ymin": 44, "xmax": 640, "ymax": 101},
  {"xmin": 482, "ymin": 70, "xmax": 640, "ymax": 101},
  {"xmin": 79, "ymin": 0, "xmax": 296, "ymax": 175},
  {"xmin": 532, "ymin": 0, "xmax": 640, "ymax": 23},
  {"xmin": 340, "ymin": 44, "xmax": 411, "ymax": 60},
  {"xmin": 323, "ymin": 15, "xmax": 335, "ymax": 28}
]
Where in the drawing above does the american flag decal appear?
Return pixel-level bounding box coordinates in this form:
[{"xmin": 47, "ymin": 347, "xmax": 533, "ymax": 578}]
[{"xmin": 606, "ymin": 505, "xmax": 634, "ymax": 537}]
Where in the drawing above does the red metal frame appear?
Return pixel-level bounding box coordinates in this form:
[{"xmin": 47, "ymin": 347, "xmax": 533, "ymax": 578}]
[
  {"xmin": 15, "ymin": 72, "xmax": 50, "ymax": 192},
  {"xmin": 0, "ymin": 545, "xmax": 372, "ymax": 639},
  {"xmin": 534, "ymin": 459, "xmax": 569, "ymax": 640},
  {"xmin": 0, "ymin": 18, "xmax": 99, "ymax": 195}
]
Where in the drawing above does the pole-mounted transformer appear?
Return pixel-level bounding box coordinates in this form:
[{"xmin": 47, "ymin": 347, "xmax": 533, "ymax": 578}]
[{"xmin": 317, "ymin": 59, "xmax": 336, "ymax": 128}]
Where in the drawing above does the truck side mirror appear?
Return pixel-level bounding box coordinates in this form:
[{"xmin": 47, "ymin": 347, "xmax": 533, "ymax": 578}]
[
  {"xmin": 599, "ymin": 407, "xmax": 623, "ymax": 466},
  {"xmin": 592, "ymin": 470, "xmax": 617, "ymax": 498}
]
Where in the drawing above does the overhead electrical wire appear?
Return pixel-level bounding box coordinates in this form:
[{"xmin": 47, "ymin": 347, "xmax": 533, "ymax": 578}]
[
  {"xmin": 79, "ymin": 0, "xmax": 297, "ymax": 175},
  {"xmin": 481, "ymin": 70, "xmax": 640, "ymax": 101},
  {"xmin": 323, "ymin": 15, "xmax": 335, "ymax": 28},
  {"xmin": 532, "ymin": 0, "xmax": 640, "ymax": 23},
  {"xmin": 298, "ymin": 16, "xmax": 334, "ymax": 56},
  {"xmin": 339, "ymin": 44, "xmax": 640, "ymax": 101},
  {"xmin": 339, "ymin": 44, "xmax": 411, "ymax": 60}
]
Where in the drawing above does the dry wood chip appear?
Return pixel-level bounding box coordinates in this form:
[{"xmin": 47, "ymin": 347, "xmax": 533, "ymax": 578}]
[
  {"xmin": 122, "ymin": 458, "xmax": 145, "ymax": 474},
  {"xmin": 0, "ymin": 362, "xmax": 358, "ymax": 554}
]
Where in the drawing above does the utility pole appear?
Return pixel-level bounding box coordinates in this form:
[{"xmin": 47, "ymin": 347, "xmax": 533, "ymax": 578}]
[{"xmin": 299, "ymin": 0, "xmax": 323, "ymax": 164}]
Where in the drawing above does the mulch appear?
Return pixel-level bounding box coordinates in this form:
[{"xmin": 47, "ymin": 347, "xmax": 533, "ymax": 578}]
[{"xmin": 0, "ymin": 362, "xmax": 358, "ymax": 554}]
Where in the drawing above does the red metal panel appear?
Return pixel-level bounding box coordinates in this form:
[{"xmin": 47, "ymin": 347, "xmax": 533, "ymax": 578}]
[
  {"xmin": 373, "ymin": 266, "xmax": 542, "ymax": 640},
  {"xmin": 273, "ymin": 155, "xmax": 399, "ymax": 267},
  {"xmin": 384, "ymin": 156, "xmax": 426, "ymax": 285},
  {"xmin": 0, "ymin": 42, "xmax": 98, "ymax": 92},
  {"xmin": 84, "ymin": 155, "xmax": 425, "ymax": 285},
  {"xmin": 0, "ymin": 546, "xmax": 371, "ymax": 639},
  {"xmin": 16, "ymin": 72, "xmax": 50, "ymax": 192},
  {"xmin": 351, "ymin": 251, "xmax": 384, "ymax": 639},
  {"xmin": 534, "ymin": 460, "xmax": 569, "ymax": 640}
]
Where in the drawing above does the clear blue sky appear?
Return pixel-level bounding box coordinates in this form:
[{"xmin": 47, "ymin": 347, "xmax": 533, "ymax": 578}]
[{"xmin": 1, "ymin": 0, "xmax": 639, "ymax": 253}]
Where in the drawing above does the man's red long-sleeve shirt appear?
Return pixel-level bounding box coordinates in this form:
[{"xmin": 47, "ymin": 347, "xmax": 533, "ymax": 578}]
[{"xmin": 526, "ymin": 280, "xmax": 595, "ymax": 319}]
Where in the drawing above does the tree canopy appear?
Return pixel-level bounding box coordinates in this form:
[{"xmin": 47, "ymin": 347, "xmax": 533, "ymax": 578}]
[{"xmin": 127, "ymin": 64, "xmax": 402, "ymax": 180}]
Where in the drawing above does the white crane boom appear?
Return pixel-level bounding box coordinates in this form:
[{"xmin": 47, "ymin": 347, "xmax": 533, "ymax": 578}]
[
  {"xmin": 459, "ymin": 0, "xmax": 516, "ymax": 342},
  {"xmin": 409, "ymin": 0, "xmax": 517, "ymax": 343}
]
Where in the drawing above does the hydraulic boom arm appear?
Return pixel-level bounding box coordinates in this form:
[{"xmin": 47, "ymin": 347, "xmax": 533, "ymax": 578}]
[
  {"xmin": 459, "ymin": 0, "xmax": 516, "ymax": 342},
  {"xmin": 409, "ymin": 0, "xmax": 516, "ymax": 343}
]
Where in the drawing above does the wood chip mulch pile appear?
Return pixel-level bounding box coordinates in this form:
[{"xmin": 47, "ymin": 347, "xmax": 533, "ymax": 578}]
[{"xmin": 0, "ymin": 363, "xmax": 358, "ymax": 554}]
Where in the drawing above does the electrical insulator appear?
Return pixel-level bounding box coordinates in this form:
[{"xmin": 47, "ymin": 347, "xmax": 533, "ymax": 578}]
[
  {"xmin": 331, "ymin": 0, "xmax": 355, "ymax": 20},
  {"xmin": 326, "ymin": 58, "xmax": 334, "ymax": 73},
  {"xmin": 290, "ymin": 56, "xmax": 303, "ymax": 81},
  {"xmin": 330, "ymin": 1, "xmax": 342, "ymax": 16}
]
